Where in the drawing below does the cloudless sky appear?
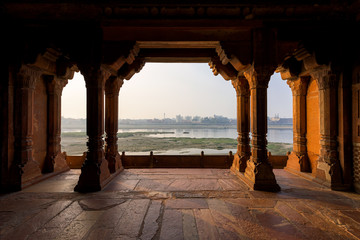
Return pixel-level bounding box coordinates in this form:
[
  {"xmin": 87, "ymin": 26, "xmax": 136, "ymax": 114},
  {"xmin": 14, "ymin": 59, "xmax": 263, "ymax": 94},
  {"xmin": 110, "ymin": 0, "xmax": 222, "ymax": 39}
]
[{"xmin": 61, "ymin": 63, "xmax": 292, "ymax": 119}]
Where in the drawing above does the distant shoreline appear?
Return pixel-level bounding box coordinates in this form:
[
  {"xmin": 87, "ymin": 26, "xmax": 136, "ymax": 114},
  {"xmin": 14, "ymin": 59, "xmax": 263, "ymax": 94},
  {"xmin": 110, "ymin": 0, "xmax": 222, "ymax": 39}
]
[{"xmin": 62, "ymin": 124, "xmax": 293, "ymax": 131}]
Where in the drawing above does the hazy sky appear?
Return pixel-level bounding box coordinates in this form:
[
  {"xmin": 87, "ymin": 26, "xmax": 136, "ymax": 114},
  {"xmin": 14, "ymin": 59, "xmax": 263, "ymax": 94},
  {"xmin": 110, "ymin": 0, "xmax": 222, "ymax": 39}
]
[{"xmin": 61, "ymin": 63, "xmax": 292, "ymax": 119}]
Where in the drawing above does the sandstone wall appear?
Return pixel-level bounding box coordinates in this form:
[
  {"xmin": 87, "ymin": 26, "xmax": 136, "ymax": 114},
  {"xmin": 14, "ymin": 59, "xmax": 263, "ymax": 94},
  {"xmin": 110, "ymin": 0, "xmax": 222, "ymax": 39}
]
[
  {"xmin": 352, "ymin": 81, "xmax": 360, "ymax": 193},
  {"xmin": 33, "ymin": 78, "xmax": 48, "ymax": 171},
  {"xmin": 306, "ymin": 79, "xmax": 320, "ymax": 176}
]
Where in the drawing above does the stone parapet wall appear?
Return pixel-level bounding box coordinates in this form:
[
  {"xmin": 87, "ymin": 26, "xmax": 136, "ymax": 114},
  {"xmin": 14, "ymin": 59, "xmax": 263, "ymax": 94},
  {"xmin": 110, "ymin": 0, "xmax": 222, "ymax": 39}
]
[{"xmin": 354, "ymin": 143, "xmax": 360, "ymax": 193}]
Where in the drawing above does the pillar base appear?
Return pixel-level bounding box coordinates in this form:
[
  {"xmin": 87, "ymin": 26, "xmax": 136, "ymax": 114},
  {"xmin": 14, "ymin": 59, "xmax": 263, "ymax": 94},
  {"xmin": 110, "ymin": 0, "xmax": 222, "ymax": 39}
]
[
  {"xmin": 74, "ymin": 159, "xmax": 111, "ymax": 193},
  {"xmin": 286, "ymin": 151, "xmax": 310, "ymax": 173},
  {"xmin": 106, "ymin": 152, "xmax": 122, "ymax": 173},
  {"xmin": 54, "ymin": 152, "xmax": 70, "ymax": 173},
  {"xmin": 232, "ymin": 153, "xmax": 248, "ymax": 172},
  {"xmin": 21, "ymin": 159, "xmax": 42, "ymax": 184},
  {"xmin": 315, "ymin": 161, "xmax": 350, "ymax": 191},
  {"xmin": 244, "ymin": 160, "xmax": 280, "ymax": 192}
]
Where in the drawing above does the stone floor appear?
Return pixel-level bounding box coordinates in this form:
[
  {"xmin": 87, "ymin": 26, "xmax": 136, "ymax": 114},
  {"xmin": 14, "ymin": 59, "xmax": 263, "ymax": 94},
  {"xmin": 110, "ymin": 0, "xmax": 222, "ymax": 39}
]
[{"xmin": 1, "ymin": 168, "xmax": 360, "ymax": 240}]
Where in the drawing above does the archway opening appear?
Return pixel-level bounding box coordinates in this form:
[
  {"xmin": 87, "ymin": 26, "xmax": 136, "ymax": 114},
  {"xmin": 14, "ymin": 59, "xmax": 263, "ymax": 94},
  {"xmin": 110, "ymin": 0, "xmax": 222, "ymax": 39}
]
[
  {"xmin": 267, "ymin": 73, "xmax": 293, "ymax": 157},
  {"xmin": 61, "ymin": 72, "xmax": 87, "ymax": 158},
  {"xmin": 119, "ymin": 63, "xmax": 238, "ymax": 155}
]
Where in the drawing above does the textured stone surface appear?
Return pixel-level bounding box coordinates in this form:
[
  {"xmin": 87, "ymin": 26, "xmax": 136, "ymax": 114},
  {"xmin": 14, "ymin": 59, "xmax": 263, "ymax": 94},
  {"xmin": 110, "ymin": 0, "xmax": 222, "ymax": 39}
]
[{"xmin": 1, "ymin": 169, "xmax": 360, "ymax": 239}]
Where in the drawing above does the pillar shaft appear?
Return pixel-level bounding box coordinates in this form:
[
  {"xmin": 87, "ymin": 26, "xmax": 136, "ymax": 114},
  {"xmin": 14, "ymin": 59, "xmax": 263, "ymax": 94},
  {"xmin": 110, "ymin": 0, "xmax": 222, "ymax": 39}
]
[
  {"xmin": 74, "ymin": 67, "xmax": 111, "ymax": 192},
  {"xmin": 243, "ymin": 68, "xmax": 280, "ymax": 192},
  {"xmin": 43, "ymin": 76, "xmax": 69, "ymax": 173},
  {"xmin": 314, "ymin": 70, "xmax": 343, "ymax": 189},
  {"xmin": 105, "ymin": 76, "xmax": 123, "ymax": 173},
  {"xmin": 14, "ymin": 65, "xmax": 42, "ymax": 187},
  {"xmin": 286, "ymin": 77, "xmax": 310, "ymax": 172},
  {"xmin": 231, "ymin": 76, "xmax": 250, "ymax": 172}
]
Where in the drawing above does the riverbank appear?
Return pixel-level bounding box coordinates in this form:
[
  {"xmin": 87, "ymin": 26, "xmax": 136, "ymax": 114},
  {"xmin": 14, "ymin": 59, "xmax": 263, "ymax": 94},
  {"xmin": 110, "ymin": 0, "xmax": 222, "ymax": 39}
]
[{"xmin": 61, "ymin": 131, "xmax": 293, "ymax": 156}]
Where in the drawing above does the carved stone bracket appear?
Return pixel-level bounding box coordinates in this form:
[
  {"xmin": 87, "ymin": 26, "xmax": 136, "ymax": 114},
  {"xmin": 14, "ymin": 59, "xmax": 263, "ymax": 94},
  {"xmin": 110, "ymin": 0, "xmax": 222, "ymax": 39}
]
[
  {"xmin": 209, "ymin": 56, "xmax": 238, "ymax": 81},
  {"xmin": 276, "ymin": 56, "xmax": 302, "ymax": 81},
  {"xmin": 118, "ymin": 58, "xmax": 145, "ymax": 80},
  {"xmin": 105, "ymin": 42, "xmax": 141, "ymax": 73},
  {"xmin": 215, "ymin": 43, "xmax": 251, "ymax": 72}
]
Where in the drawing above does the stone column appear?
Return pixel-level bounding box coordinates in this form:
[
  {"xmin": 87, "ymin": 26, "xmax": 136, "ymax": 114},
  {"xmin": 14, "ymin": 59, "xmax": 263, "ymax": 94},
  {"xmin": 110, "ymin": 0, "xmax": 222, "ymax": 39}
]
[
  {"xmin": 14, "ymin": 65, "xmax": 42, "ymax": 186},
  {"xmin": 285, "ymin": 76, "xmax": 310, "ymax": 172},
  {"xmin": 74, "ymin": 67, "xmax": 111, "ymax": 192},
  {"xmin": 43, "ymin": 75, "xmax": 69, "ymax": 173},
  {"xmin": 243, "ymin": 68, "xmax": 280, "ymax": 191},
  {"xmin": 231, "ymin": 76, "xmax": 251, "ymax": 172},
  {"xmin": 105, "ymin": 76, "xmax": 124, "ymax": 173},
  {"xmin": 313, "ymin": 69, "xmax": 343, "ymax": 190}
]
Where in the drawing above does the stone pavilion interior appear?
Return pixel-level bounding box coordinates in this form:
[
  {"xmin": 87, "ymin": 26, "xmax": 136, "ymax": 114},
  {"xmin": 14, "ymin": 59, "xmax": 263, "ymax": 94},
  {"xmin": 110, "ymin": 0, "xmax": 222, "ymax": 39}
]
[{"xmin": 1, "ymin": 1, "xmax": 360, "ymax": 239}]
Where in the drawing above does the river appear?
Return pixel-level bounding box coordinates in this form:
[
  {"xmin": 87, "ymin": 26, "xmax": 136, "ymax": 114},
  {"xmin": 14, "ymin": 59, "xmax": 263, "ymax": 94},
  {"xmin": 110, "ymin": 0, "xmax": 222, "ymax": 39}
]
[{"xmin": 61, "ymin": 127, "xmax": 293, "ymax": 155}]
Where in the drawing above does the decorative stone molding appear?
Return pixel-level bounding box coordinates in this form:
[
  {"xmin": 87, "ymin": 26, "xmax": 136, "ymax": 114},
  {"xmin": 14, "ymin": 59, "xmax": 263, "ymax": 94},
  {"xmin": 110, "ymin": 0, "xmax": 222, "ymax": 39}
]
[
  {"xmin": 46, "ymin": 76, "xmax": 68, "ymax": 95},
  {"xmin": 105, "ymin": 76, "xmax": 124, "ymax": 97},
  {"xmin": 243, "ymin": 65, "xmax": 273, "ymax": 89},
  {"xmin": 17, "ymin": 65, "xmax": 42, "ymax": 89},
  {"xmin": 286, "ymin": 76, "xmax": 309, "ymax": 96},
  {"xmin": 315, "ymin": 71, "xmax": 338, "ymax": 90},
  {"xmin": 79, "ymin": 65, "xmax": 112, "ymax": 89},
  {"xmin": 231, "ymin": 76, "xmax": 250, "ymax": 96}
]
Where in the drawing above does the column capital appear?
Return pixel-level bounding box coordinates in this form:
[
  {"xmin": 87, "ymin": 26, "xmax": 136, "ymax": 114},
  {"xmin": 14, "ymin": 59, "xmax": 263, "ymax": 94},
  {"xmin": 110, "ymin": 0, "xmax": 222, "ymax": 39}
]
[
  {"xmin": 286, "ymin": 76, "xmax": 310, "ymax": 96},
  {"xmin": 310, "ymin": 67, "xmax": 338, "ymax": 90},
  {"xmin": 79, "ymin": 65, "xmax": 112, "ymax": 88},
  {"xmin": 232, "ymin": 76, "xmax": 250, "ymax": 96},
  {"xmin": 243, "ymin": 66, "xmax": 273, "ymax": 89},
  {"xmin": 17, "ymin": 65, "xmax": 42, "ymax": 89},
  {"xmin": 105, "ymin": 76, "xmax": 124, "ymax": 96},
  {"xmin": 45, "ymin": 75, "xmax": 68, "ymax": 95}
]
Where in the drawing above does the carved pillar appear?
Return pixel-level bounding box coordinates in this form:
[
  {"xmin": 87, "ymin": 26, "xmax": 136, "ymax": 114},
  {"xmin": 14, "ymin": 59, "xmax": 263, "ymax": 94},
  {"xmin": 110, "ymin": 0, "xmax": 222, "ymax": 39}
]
[
  {"xmin": 243, "ymin": 67, "xmax": 280, "ymax": 191},
  {"xmin": 313, "ymin": 69, "xmax": 343, "ymax": 189},
  {"xmin": 74, "ymin": 66, "xmax": 111, "ymax": 192},
  {"xmin": 105, "ymin": 76, "xmax": 124, "ymax": 173},
  {"xmin": 285, "ymin": 77, "xmax": 310, "ymax": 172},
  {"xmin": 14, "ymin": 65, "xmax": 42, "ymax": 186},
  {"xmin": 231, "ymin": 76, "xmax": 251, "ymax": 172},
  {"xmin": 43, "ymin": 76, "xmax": 69, "ymax": 173}
]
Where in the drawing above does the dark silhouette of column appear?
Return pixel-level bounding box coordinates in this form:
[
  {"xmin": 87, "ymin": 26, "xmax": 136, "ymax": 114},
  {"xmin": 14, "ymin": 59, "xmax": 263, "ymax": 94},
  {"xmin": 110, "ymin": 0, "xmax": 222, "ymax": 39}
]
[
  {"xmin": 286, "ymin": 76, "xmax": 310, "ymax": 172},
  {"xmin": 314, "ymin": 69, "xmax": 344, "ymax": 190},
  {"xmin": 43, "ymin": 75, "xmax": 69, "ymax": 173},
  {"xmin": 74, "ymin": 66, "xmax": 111, "ymax": 192},
  {"xmin": 105, "ymin": 76, "xmax": 124, "ymax": 173},
  {"xmin": 13, "ymin": 65, "xmax": 42, "ymax": 188},
  {"xmin": 231, "ymin": 76, "xmax": 251, "ymax": 172},
  {"xmin": 244, "ymin": 67, "xmax": 280, "ymax": 192}
]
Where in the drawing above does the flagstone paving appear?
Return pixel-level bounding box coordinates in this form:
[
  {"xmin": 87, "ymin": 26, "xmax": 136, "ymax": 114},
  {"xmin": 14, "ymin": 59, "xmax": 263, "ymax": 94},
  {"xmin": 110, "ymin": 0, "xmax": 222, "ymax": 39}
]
[{"xmin": 1, "ymin": 168, "xmax": 360, "ymax": 239}]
